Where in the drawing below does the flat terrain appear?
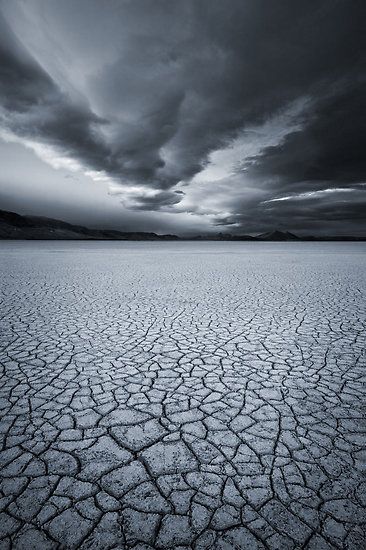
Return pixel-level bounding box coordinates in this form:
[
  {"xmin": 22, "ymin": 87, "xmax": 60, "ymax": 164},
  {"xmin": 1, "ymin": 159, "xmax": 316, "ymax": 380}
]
[{"xmin": 0, "ymin": 242, "xmax": 365, "ymax": 550}]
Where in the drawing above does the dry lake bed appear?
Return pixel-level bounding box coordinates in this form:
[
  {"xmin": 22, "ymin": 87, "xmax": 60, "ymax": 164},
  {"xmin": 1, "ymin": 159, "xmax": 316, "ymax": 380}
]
[{"xmin": 0, "ymin": 241, "xmax": 365, "ymax": 549}]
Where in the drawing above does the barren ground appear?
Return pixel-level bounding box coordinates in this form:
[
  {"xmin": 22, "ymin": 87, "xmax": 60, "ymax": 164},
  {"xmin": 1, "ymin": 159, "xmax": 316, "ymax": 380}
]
[{"xmin": 0, "ymin": 241, "xmax": 365, "ymax": 549}]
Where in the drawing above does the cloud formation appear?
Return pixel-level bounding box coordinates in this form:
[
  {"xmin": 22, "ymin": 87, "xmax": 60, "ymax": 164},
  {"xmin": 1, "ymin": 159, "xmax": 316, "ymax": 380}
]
[{"xmin": 0, "ymin": 0, "xmax": 365, "ymax": 234}]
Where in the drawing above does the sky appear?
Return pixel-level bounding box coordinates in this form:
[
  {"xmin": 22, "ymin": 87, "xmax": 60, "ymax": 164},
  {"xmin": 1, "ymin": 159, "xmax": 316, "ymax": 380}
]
[{"xmin": 0, "ymin": 0, "xmax": 365, "ymax": 236}]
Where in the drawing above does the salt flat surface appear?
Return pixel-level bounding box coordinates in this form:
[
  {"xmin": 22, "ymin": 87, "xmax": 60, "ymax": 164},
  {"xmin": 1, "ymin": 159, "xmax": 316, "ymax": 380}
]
[{"xmin": 0, "ymin": 241, "xmax": 365, "ymax": 549}]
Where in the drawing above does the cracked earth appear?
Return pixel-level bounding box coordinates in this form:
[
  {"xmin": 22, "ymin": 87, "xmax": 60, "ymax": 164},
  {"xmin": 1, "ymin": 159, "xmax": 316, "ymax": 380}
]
[{"xmin": 0, "ymin": 241, "xmax": 365, "ymax": 549}]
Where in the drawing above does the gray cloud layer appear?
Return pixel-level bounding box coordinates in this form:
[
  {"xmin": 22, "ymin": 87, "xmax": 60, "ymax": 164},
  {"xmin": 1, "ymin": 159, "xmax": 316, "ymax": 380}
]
[{"xmin": 0, "ymin": 0, "xmax": 365, "ymax": 234}]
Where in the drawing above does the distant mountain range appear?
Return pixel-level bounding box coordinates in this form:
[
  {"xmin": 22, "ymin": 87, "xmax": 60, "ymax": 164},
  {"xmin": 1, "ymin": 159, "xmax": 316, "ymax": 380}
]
[
  {"xmin": 0, "ymin": 209, "xmax": 179, "ymax": 241},
  {"xmin": 0, "ymin": 209, "xmax": 365, "ymax": 241}
]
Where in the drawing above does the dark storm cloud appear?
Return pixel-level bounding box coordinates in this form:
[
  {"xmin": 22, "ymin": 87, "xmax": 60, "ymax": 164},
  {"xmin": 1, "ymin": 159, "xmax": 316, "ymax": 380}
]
[
  {"xmin": 126, "ymin": 192, "xmax": 184, "ymax": 212},
  {"xmin": 0, "ymin": 12, "xmax": 110, "ymax": 171},
  {"xmin": 268, "ymin": 188, "xmax": 366, "ymax": 234},
  {"xmin": 215, "ymin": 184, "xmax": 366, "ymax": 236},
  {"xmin": 110, "ymin": 189, "xmax": 184, "ymax": 211},
  {"xmin": 0, "ymin": 0, "xmax": 365, "ymax": 230},
  {"xmin": 244, "ymin": 83, "xmax": 366, "ymax": 189},
  {"xmin": 218, "ymin": 79, "xmax": 366, "ymax": 234}
]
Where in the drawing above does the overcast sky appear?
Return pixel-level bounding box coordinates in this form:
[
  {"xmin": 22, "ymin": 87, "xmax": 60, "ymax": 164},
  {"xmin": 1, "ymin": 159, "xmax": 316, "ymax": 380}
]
[{"xmin": 0, "ymin": 0, "xmax": 365, "ymax": 235}]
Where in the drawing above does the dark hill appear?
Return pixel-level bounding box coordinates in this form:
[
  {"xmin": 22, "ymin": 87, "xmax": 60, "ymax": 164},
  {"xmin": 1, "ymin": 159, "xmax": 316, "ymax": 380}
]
[
  {"xmin": 257, "ymin": 230, "xmax": 299, "ymax": 241},
  {"xmin": 0, "ymin": 209, "xmax": 179, "ymax": 240}
]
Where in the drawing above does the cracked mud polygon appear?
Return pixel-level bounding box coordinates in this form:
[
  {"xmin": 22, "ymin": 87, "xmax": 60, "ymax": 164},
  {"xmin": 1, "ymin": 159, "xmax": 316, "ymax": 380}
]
[{"xmin": 0, "ymin": 241, "xmax": 365, "ymax": 549}]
